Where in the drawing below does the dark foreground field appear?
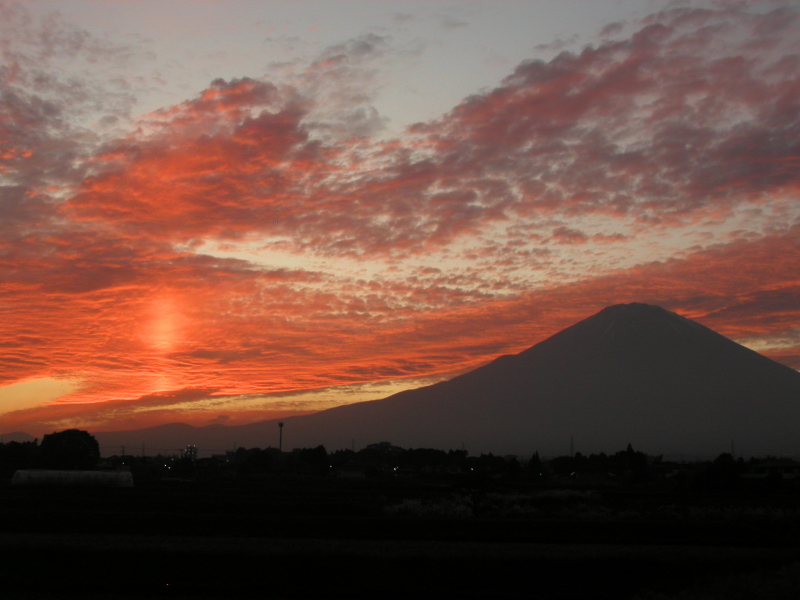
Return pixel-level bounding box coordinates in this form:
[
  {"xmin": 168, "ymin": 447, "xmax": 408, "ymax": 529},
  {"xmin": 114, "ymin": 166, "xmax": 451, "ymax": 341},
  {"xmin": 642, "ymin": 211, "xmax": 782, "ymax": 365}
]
[{"xmin": 2, "ymin": 477, "xmax": 800, "ymax": 599}]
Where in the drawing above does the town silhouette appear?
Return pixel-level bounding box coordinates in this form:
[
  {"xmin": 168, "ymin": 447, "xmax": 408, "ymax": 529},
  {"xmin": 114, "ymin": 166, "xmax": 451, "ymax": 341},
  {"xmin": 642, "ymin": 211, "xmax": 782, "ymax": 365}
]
[
  {"xmin": 3, "ymin": 425, "xmax": 800, "ymax": 598},
  {"xmin": 3, "ymin": 304, "xmax": 800, "ymax": 598}
]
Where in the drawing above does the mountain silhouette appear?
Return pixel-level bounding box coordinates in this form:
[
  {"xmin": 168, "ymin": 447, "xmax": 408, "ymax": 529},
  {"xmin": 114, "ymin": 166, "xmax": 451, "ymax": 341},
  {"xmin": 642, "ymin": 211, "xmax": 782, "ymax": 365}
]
[
  {"xmin": 90, "ymin": 303, "xmax": 800, "ymax": 457},
  {"xmin": 0, "ymin": 432, "xmax": 36, "ymax": 444}
]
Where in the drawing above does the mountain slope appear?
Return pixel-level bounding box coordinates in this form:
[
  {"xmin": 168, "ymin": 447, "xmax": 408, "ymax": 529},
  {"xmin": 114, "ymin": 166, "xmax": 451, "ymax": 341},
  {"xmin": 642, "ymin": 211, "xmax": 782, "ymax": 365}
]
[{"xmin": 94, "ymin": 304, "xmax": 800, "ymax": 456}]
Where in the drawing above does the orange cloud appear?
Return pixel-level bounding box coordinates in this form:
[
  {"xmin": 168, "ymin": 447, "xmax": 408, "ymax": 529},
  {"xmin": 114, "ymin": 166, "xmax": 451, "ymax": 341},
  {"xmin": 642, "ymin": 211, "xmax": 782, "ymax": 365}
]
[
  {"xmin": 4, "ymin": 223, "xmax": 799, "ymax": 434},
  {"xmin": 3, "ymin": 4, "xmax": 800, "ymax": 435}
]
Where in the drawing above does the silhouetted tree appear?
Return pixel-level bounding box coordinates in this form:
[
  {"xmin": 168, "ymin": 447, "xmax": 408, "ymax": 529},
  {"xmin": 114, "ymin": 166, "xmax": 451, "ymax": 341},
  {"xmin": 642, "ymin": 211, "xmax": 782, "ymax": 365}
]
[
  {"xmin": 448, "ymin": 449, "xmax": 468, "ymax": 464},
  {"xmin": 527, "ymin": 452, "xmax": 545, "ymax": 481},
  {"xmin": 356, "ymin": 442, "xmax": 405, "ymax": 476},
  {"xmin": 294, "ymin": 445, "xmax": 329, "ymax": 476},
  {"xmin": 404, "ymin": 448, "xmax": 448, "ymax": 471},
  {"xmin": 0, "ymin": 440, "xmax": 38, "ymax": 476},
  {"xmin": 505, "ymin": 456, "xmax": 522, "ymax": 478},
  {"xmin": 708, "ymin": 452, "xmax": 741, "ymax": 491},
  {"xmin": 620, "ymin": 443, "xmax": 649, "ymax": 482},
  {"xmin": 549, "ymin": 453, "xmax": 588, "ymax": 476},
  {"xmin": 37, "ymin": 429, "xmax": 100, "ymax": 470},
  {"xmin": 329, "ymin": 448, "xmax": 356, "ymax": 467},
  {"xmin": 237, "ymin": 448, "xmax": 281, "ymax": 474}
]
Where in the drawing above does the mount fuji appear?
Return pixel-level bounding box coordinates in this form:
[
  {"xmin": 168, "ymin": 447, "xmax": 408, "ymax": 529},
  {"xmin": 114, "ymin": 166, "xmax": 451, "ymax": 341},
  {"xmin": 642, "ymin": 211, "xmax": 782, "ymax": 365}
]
[{"xmin": 92, "ymin": 303, "xmax": 800, "ymax": 457}]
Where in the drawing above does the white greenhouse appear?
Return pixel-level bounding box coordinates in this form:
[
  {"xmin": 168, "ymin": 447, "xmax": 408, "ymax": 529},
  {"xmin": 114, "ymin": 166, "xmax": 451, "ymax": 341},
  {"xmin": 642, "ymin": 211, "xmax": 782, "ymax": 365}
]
[{"xmin": 11, "ymin": 470, "xmax": 133, "ymax": 487}]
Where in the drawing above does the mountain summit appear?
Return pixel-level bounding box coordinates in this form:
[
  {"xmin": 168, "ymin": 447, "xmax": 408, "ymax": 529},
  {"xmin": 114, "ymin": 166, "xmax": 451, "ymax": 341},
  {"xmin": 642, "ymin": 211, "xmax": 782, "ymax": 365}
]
[
  {"xmin": 265, "ymin": 303, "xmax": 800, "ymax": 456},
  {"xmin": 94, "ymin": 304, "xmax": 800, "ymax": 456}
]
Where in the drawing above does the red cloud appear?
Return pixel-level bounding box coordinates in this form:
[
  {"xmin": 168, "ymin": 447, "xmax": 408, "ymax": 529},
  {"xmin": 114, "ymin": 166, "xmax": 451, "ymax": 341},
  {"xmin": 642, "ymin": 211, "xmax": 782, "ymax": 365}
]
[
  {"xmin": 3, "ymin": 5, "xmax": 800, "ymax": 434},
  {"xmin": 4, "ymin": 224, "xmax": 799, "ymax": 433},
  {"xmin": 56, "ymin": 6, "xmax": 800, "ymax": 260}
]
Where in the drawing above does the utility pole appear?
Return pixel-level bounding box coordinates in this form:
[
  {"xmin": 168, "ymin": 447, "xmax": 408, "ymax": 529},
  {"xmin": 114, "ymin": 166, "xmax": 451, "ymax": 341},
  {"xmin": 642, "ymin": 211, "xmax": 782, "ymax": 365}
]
[{"xmin": 278, "ymin": 422, "xmax": 284, "ymax": 452}]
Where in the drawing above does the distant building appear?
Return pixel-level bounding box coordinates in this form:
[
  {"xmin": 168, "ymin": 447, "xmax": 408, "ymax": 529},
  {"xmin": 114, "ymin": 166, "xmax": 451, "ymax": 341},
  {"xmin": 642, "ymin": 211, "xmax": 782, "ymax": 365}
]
[
  {"xmin": 184, "ymin": 445, "xmax": 198, "ymax": 461},
  {"xmin": 334, "ymin": 465, "xmax": 367, "ymax": 479},
  {"xmin": 743, "ymin": 459, "xmax": 800, "ymax": 480}
]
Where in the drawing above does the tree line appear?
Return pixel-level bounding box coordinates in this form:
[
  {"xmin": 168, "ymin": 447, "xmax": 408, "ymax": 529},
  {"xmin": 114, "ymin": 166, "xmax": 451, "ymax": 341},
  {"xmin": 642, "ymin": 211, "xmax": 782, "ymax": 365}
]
[
  {"xmin": 0, "ymin": 429, "xmax": 100, "ymax": 476},
  {"xmin": 2, "ymin": 429, "xmax": 795, "ymax": 493}
]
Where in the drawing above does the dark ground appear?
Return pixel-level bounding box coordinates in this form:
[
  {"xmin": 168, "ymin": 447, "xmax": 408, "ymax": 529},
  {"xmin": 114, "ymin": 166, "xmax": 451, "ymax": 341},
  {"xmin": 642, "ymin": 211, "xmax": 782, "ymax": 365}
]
[{"xmin": 2, "ymin": 477, "xmax": 800, "ymax": 599}]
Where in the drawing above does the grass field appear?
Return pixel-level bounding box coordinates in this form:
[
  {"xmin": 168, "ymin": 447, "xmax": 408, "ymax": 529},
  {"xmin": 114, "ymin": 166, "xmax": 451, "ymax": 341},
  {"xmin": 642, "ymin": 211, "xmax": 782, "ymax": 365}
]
[{"xmin": 2, "ymin": 477, "xmax": 799, "ymax": 598}]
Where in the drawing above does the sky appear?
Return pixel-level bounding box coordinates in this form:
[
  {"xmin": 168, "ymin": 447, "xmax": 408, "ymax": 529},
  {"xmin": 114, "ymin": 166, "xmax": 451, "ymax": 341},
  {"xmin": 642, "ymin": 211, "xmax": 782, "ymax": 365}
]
[{"xmin": 1, "ymin": 0, "xmax": 800, "ymax": 437}]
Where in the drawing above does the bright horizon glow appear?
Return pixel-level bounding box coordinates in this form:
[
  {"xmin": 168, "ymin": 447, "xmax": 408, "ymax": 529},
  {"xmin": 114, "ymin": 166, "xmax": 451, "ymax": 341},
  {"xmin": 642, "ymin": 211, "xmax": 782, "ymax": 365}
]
[
  {"xmin": 1, "ymin": 0, "xmax": 800, "ymax": 436},
  {"xmin": 0, "ymin": 378, "xmax": 84, "ymax": 416}
]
